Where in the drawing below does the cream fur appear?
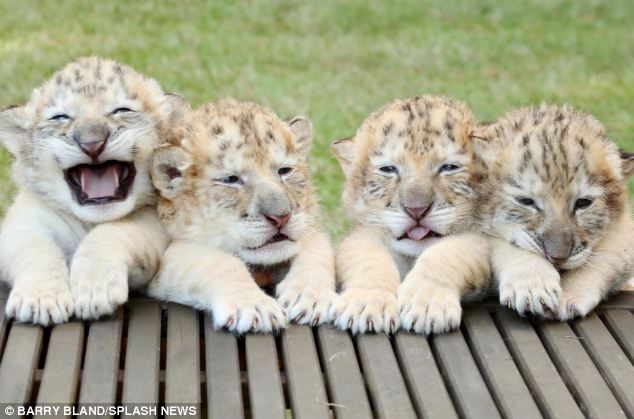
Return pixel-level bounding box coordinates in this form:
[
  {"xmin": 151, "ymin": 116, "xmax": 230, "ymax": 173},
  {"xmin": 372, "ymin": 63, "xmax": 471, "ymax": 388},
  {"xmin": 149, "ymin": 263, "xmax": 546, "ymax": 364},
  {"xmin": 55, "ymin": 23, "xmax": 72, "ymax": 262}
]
[
  {"xmin": 330, "ymin": 95, "xmax": 491, "ymax": 334},
  {"xmin": 147, "ymin": 99, "xmax": 335, "ymax": 333},
  {"xmin": 0, "ymin": 57, "xmax": 183, "ymax": 324}
]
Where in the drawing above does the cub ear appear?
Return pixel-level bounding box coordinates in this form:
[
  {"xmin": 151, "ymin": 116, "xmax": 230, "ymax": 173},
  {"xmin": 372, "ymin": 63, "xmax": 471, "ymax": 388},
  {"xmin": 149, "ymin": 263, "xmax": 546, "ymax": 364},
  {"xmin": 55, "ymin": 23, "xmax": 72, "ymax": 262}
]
[
  {"xmin": 470, "ymin": 125, "xmax": 496, "ymax": 168},
  {"xmin": 0, "ymin": 105, "xmax": 29, "ymax": 156},
  {"xmin": 150, "ymin": 145, "xmax": 191, "ymax": 199},
  {"xmin": 331, "ymin": 137, "xmax": 355, "ymax": 177},
  {"xmin": 620, "ymin": 149, "xmax": 634, "ymax": 178},
  {"xmin": 162, "ymin": 92, "xmax": 191, "ymax": 125},
  {"xmin": 286, "ymin": 115, "xmax": 313, "ymax": 158}
]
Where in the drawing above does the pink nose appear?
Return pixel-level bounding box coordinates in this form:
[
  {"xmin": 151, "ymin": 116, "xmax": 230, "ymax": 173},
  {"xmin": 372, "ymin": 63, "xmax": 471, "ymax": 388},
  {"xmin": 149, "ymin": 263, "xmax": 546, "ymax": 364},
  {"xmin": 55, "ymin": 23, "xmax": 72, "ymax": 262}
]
[
  {"xmin": 79, "ymin": 139, "xmax": 107, "ymax": 159},
  {"xmin": 403, "ymin": 205, "xmax": 431, "ymax": 220},
  {"xmin": 263, "ymin": 213, "xmax": 291, "ymax": 229}
]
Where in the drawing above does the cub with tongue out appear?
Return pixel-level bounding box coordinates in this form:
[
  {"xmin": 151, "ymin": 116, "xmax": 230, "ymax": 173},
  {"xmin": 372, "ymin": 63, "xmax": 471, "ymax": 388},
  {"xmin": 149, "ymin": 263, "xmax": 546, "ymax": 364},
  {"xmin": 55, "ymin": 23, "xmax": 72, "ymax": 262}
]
[
  {"xmin": 0, "ymin": 57, "xmax": 188, "ymax": 325},
  {"xmin": 330, "ymin": 95, "xmax": 492, "ymax": 335}
]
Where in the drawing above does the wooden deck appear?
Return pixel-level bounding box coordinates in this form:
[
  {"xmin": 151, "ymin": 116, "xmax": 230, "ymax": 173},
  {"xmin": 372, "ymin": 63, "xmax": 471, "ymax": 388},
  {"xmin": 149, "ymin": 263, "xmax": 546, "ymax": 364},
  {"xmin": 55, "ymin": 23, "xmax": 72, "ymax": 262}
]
[{"xmin": 0, "ymin": 288, "xmax": 632, "ymax": 419}]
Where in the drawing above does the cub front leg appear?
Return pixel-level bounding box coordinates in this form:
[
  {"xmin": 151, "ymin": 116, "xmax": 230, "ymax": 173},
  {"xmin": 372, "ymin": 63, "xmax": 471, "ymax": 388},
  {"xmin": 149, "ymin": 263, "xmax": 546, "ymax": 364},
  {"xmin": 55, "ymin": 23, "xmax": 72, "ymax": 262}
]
[
  {"xmin": 0, "ymin": 199, "xmax": 75, "ymax": 325},
  {"xmin": 276, "ymin": 230, "xmax": 336, "ymax": 326},
  {"xmin": 492, "ymin": 239, "xmax": 561, "ymax": 317},
  {"xmin": 557, "ymin": 220, "xmax": 634, "ymax": 320},
  {"xmin": 329, "ymin": 227, "xmax": 401, "ymax": 334},
  {"xmin": 398, "ymin": 233, "xmax": 491, "ymax": 335},
  {"xmin": 71, "ymin": 207, "xmax": 167, "ymax": 319},
  {"xmin": 148, "ymin": 241, "xmax": 287, "ymax": 334}
]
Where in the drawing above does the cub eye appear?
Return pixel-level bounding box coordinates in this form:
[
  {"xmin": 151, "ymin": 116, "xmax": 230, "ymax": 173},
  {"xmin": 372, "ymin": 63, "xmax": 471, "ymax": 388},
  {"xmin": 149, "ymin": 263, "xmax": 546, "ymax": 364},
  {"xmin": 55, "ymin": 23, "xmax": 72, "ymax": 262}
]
[
  {"xmin": 220, "ymin": 175, "xmax": 241, "ymax": 185},
  {"xmin": 49, "ymin": 114, "xmax": 70, "ymax": 121},
  {"xmin": 379, "ymin": 166, "xmax": 398, "ymax": 174},
  {"xmin": 439, "ymin": 164, "xmax": 460, "ymax": 173},
  {"xmin": 278, "ymin": 167, "xmax": 293, "ymax": 176},
  {"xmin": 112, "ymin": 107, "xmax": 133, "ymax": 115},
  {"xmin": 515, "ymin": 196, "xmax": 537, "ymax": 207},
  {"xmin": 574, "ymin": 198, "xmax": 593, "ymax": 211}
]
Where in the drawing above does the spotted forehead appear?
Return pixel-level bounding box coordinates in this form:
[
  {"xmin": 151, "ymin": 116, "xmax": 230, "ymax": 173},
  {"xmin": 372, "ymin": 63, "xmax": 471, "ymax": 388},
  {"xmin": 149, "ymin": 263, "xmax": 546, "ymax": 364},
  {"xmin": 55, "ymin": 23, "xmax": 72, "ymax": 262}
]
[
  {"xmin": 188, "ymin": 102, "xmax": 295, "ymax": 166},
  {"xmin": 495, "ymin": 109, "xmax": 619, "ymax": 191},
  {"xmin": 364, "ymin": 97, "xmax": 475, "ymax": 158},
  {"xmin": 35, "ymin": 57, "xmax": 158, "ymax": 108}
]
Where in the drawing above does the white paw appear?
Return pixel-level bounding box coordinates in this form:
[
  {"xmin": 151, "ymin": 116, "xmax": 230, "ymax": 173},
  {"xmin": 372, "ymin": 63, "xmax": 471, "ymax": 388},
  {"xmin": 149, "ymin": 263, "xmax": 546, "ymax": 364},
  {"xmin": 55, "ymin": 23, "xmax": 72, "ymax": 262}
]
[
  {"xmin": 557, "ymin": 291, "xmax": 601, "ymax": 321},
  {"xmin": 6, "ymin": 280, "xmax": 74, "ymax": 326},
  {"xmin": 328, "ymin": 289, "xmax": 399, "ymax": 334},
  {"xmin": 213, "ymin": 290, "xmax": 287, "ymax": 334},
  {"xmin": 70, "ymin": 259, "xmax": 129, "ymax": 320},
  {"xmin": 499, "ymin": 270, "xmax": 561, "ymax": 317},
  {"xmin": 398, "ymin": 283, "xmax": 462, "ymax": 335},
  {"xmin": 276, "ymin": 280, "xmax": 335, "ymax": 326}
]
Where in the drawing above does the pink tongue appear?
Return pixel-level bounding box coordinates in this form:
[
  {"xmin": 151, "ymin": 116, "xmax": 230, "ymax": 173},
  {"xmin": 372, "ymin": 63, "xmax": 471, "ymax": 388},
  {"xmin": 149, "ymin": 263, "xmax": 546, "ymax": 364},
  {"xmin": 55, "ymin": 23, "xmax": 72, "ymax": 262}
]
[
  {"xmin": 407, "ymin": 226, "xmax": 430, "ymax": 241},
  {"xmin": 80, "ymin": 165, "xmax": 120, "ymax": 199}
]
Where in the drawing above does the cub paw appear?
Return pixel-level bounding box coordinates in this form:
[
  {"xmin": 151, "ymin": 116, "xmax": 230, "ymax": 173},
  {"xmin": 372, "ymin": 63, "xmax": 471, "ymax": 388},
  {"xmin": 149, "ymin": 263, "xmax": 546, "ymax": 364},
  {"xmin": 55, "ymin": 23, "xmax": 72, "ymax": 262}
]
[
  {"xmin": 70, "ymin": 259, "xmax": 129, "ymax": 320},
  {"xmin": 213, "ymin": 291, "xmax": 287, "ymax": 334},
  {"xmin": 328, "ymin": 289, "xmax": 399, "ymax": 334},
  {"xmin": 6, "ymin": 280, "xmax": 74, "ymax": 326},
  {"xmin": 276, "ymin": 281, "xmax": 335, "ymax": 326},
  {"xmin": 557, "ymin": 291, "xmax": 600, "ymax": 321},
  {"xmin": 398, "ymin": 283, "xmax": 462, "ymax": 335},
  {"xmin": 499, "ymin": 270, "xmax": 561, "ymax": 317}
]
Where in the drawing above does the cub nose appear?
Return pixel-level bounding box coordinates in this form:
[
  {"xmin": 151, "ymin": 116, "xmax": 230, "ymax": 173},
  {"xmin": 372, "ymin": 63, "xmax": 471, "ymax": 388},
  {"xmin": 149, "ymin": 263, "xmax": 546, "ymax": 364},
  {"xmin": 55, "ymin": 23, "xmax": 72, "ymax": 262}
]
[
  {"xmin": 78, "ymin": 139, "xmax": 107, "ymax": 159},
  {"xmin": 403, "ymin": 205, "xmax": 431, "ymax": 221},
  {"xmin": 545, "ymin": 252, "xmax": 568, "ymax": 265},
  {"xmin": 263, "ymin": 212, "xmax": 291, "ymax": 229},
  {"xmin": 73, "ymin": 122, "xmax": 110, "ymax": 159}
]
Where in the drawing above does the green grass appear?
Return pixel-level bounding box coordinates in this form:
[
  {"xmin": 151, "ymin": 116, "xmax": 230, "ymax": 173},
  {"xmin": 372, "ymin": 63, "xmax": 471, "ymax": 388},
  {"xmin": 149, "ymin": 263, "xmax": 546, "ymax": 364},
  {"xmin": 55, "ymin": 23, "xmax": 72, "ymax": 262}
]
[{"xmin": 1, "ymin": 0, "xmax": 633, "ymax": 236}]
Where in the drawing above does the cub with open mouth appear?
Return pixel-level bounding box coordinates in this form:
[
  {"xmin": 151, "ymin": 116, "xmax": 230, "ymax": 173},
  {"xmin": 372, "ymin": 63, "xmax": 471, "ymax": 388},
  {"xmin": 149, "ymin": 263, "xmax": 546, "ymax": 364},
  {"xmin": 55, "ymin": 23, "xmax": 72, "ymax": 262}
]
[
  {"xmin": 0, "ymin": 57, "xmax": 188, "ymax": 324},
  {"xmin": 147, "ymin": 98, "xmax": 335, "ymax": 333},
  {"xmin": 330, "ymin": 95, "xmax": 492, "ymax": 335}
]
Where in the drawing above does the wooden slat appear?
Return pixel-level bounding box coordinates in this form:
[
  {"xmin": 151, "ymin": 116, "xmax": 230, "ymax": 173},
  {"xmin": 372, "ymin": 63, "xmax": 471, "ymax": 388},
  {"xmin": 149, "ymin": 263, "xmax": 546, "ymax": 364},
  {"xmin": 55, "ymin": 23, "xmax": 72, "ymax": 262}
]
[
  {"xmin": 571, "ymin": 314, "xmax": 634, "ymax": 416},
  {"xmin": 204, "ymin": 318, "xmax": 244, "ymax": 419},
  {"xmin": 245, "ymin": 334, "xmax": 285, "ymax": 419},
  {"xmin": 602, "ymin": 310, "xmax": 634, "ymax": 362},
  {"xmin": 430, "ymin": 329, "xmax": 501, "ymax": 419},
  {"xmin": 281, "ymin": 326, "xmax": 329, "ymax": 419},
  {"xmin": 78, "ymin": 309, "xmax": 123, "ymax": 409},
  {"xmin": 0, "ymin": 324, "xmax": 43, "ymax": 403},
  {"xmin": 316, "ymin": 327, "xmax": 372, "ymax": 419},
  {"xmin": 462, "ymin": 309, "xmax": 541, "ymax": 419},
  {"xmin": 393, "ymin": 333, "xmax": 457, "ymax": 419},
  {"xmin": 35, "ymin": 322, "xmax": 84, "ymax": 410},
  {"xmin": 121, "ymin": 300, "xmax": 161, "ymax": 408},
  {"xmin": 165, "ymin": 304, "xmax": 200, "ymax": 411},
  {"xmin": 536, "ymin": 320, "xmax": 626, "ymax": 418},
  {"xmin": 596, "ymin": 292, "xmax": 634, "ymax": 309},
  {"xmin": 495, "ymin": 310, "xmax": 583, "ymax": 419},
  {"xmin": 355, "ymin": 334, "xmax": 416, "ymax": 419}
]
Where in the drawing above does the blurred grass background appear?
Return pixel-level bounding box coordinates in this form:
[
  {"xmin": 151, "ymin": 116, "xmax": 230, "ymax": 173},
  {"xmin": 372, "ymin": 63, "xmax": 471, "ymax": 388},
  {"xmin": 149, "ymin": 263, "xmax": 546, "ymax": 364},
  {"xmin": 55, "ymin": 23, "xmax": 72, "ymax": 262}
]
[{"xmin": 0, "ymin": 0, "xmax": 632, "ymax": 236}]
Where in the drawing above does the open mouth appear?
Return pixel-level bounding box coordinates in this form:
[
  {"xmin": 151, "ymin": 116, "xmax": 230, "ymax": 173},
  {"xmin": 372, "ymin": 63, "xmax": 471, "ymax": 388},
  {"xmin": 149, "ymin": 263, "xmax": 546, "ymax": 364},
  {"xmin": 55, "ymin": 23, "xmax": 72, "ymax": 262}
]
[
  {"xmin": 64, "ymin": 161, "xmax": 136, "ymax": 205},
  {"xmin": 397, "ymin": 226, "xmax": 443, "ymax": 241},
  {"xmin": 246, "ymin": 233, "xmax": 291, "ymax": 250}
]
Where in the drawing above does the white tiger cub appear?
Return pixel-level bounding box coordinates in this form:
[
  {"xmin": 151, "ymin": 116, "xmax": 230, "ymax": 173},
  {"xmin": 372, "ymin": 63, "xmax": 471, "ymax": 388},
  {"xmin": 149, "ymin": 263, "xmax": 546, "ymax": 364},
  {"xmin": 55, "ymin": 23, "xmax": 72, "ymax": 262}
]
[
  {"xmin": 147, "ymin": 98, "xmax": 336, "ymax": 334},
  {"xmin": 477, "ymin": 104, "xmax": 634, "ymax": 320},
  {"xmin": 330, "ymin": 96, "xmax": 492, "ymax": 335},
  {"xmin": 0, "ymin": 57, "xmax": 187, "ymax": 325}
]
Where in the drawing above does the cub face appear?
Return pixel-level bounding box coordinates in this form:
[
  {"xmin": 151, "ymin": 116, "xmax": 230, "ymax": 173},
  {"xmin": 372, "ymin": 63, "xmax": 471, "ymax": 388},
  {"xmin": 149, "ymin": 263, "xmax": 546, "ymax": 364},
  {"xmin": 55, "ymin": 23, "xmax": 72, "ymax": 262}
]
[
  {"xmin": 0, "ymin": 56, "xmax": 186, "ymax": 223},
  {"xmin": 478, "ymin": 104, "xmax": 634, "ymax": 271},
  {"xmin": 152, "ymin": 98, "xmax": 317, "ymax": 266},
  {"xmin": 332, "ymin": 95, "xmax": 486, "ymax": 257}
]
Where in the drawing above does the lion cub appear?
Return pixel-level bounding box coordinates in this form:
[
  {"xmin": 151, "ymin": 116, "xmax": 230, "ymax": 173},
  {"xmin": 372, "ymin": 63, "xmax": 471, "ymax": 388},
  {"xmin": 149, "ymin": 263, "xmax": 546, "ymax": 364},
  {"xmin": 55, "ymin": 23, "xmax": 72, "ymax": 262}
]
[
  {"xmin": 147, "ymin": 98, "xmax": 335, "ymax": 333},
  {"xmin": 478, "ymin": 104, "xmax": 634, "ymax": 319},
  {"xmin": 330, "ymin": 95, "xmax": 491, "ymax": 334},
  {"xmin": 0, "ymin": 57, "xmax": 185, "ymax": 325}
]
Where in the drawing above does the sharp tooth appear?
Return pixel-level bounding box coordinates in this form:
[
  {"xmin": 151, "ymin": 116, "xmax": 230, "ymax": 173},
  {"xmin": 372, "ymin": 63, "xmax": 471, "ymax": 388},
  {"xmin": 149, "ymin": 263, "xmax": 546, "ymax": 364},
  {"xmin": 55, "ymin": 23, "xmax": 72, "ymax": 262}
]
[{"xmin": 122, "ymin": 165, "xmax": 129, "ymax": 180}]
